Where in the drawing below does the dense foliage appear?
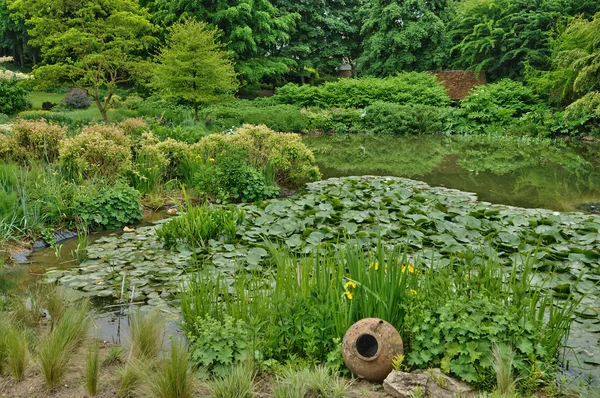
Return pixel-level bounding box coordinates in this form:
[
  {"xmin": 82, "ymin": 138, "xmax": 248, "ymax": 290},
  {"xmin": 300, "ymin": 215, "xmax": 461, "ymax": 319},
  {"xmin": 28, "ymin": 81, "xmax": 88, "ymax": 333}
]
[
  {"xmin": 274, "ymin": 73, "xmax": 451, "ymax": 108},
  {"xmin": 9, "ymin": 0, "xmax": 157, "ymax": 121}
]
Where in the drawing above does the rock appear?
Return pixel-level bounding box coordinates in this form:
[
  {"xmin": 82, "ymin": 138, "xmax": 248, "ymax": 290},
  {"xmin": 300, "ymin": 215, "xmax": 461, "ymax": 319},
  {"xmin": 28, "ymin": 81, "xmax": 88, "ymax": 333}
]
[
  {"xmin": 383, "ymin": 371, "xmax": 429, "ymax": 398},
  {"xmin": 166, "ymin": 208, "xmax": 178, "ymax": 215},
  {"xmin": 11, "ymin": 251, "xmax": 31, "ymax": 264},
  {"xmin": 33, "ymin": 239, "xmax": 48, "ymax": 249},
  {"xmin": 123, "ymin": 226, "xmax": 135, "ymax": 232},
  {"xmin": 415, "ymin": 368, "xmax": 475, "ymax": 397},
  {"xmin": 55, "ymin": 230, "xmax": 77, "ymax": 242}
]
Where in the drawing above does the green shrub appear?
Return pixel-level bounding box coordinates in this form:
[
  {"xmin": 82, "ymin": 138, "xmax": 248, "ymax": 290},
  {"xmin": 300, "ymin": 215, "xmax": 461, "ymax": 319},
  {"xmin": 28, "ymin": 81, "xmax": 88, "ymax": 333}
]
[
  {"xmin": 59, "ymin": 124, "xmax": 132, "ymax": 181},
  {"xmin": 188, "ymin": 315, "xmax": 250, "ymax": 374},
  {"xmin": 274, "ymin": 72, "xmax": 451, "ymax": 108},
  {"xmin": 0, "ymin": 113, "xmax": 9, "ymax": 123},
  {"xmin": 129, "ymin": 139, "xmax": 169, "ymax": 194},
  {"xmin": 0, "ymin": 80, "xmax": 30, "ymax": 115},
  {"xmin": 192, "ymin": 124, "xmax": 320, "ymax": 187},
  {"xmin": 75, "ymin": 182, "xmax": 143, "ymax": 229},
  {"xmin": 564, "ymin": 91, "xmax": 600, "ymax": 135},
  {"xmin": 0, "ymin": 133, "xmax": 16, "ymax": 159},
  {"xmin": 191, "ymin": 149, "xmax": 279, "ymax": 202},
  {"xmin": 307, "ymin": 108, "xmax": 363, "ymax": 134},
  {"xmin": 63, "ymin": 88, "xmax": 92, "ymax": 109},
  {"xmin": 11, "ymin": 119, "xmax": 67, "ymax": 162},
  {"xmin": 362, "ymin": 102, "xmax": 452, "ymax": 135},
  {"xmin": 118, "ymin": 117, "xmax": 150, "ymax": 140},
  {"xmin": 459, "ymin": 80, "xmax": 543, "ymax": 132}
]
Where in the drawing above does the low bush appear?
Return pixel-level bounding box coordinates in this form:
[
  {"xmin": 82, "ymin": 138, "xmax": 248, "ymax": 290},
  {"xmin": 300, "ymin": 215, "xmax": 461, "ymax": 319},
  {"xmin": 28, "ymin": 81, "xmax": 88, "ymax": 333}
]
[
  {"xmin": 11, "ymin": 119, "xmax": 67, "ymax": 162},
  {"xmin": 190, "ymin": 149, "xmax": 279, "ymax": 202},
  {"xmin": 192, "ymin": 124, "xmax": 320, "ymax": 187},
  {"xmin": 63, "ymin": 88, "xmax": 92, "ymax": 109},
  {"xmin": 0, "ymin": 133, "xmax": 16, "ymax": 159},
  {"xmin": 0, "ymin": 80, "xmax": 30, "ymax": 115},
  {"xmin": 75, "ymin": 182, "xmax": 143, "ymax": 230},
  {"xmin": 459, "ymin": 80, "xmax": 543, "ymax": 132},
  {"xmin": 118, "ymin": 117, "xmax": 150, "ymax": 139},
  {"xmin": 187, "ymin": 315, "xmax": 250, "ymax": 374},
  {"xmin": 362, "ymin": 102, "xmax": 452, "ymax": 135},
  {"xmin": 59, "ymin": 124, "xmax": 132, "ymax": 181},
  {"xmin": 274, "ymin": 72, "xmax": 451, "ymax": 108}
]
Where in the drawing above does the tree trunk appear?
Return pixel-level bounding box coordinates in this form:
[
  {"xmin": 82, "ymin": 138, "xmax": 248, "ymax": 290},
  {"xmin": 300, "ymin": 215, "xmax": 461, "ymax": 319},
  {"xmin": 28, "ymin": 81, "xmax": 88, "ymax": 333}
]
[{"xmin": 194, "ymin": 102, "xmax": 199, "ymax": 122}]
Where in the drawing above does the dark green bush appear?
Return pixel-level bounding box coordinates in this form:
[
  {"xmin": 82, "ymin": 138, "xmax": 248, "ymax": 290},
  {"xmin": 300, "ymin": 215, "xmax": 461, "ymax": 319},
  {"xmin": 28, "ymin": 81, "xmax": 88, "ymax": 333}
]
[
  {"xmin": 63, "ymin": 88, "xmax": 92, "ymax": 109},
  {"xmin": 459, "ymin": 80, "xmax": 543, "ymax": 132},
  {"xmin": 274, "ymin": 72, "xmax": 451, "ymax": 108},
  {"xmin": 75, "ymin": 183, "xmax": 143, "ymax": 230},
  {"xmin": 192, "ymin": 150, "xmax": 279, "ymax": 203},
  {"xmin": 563, "ymin": 92, "xmax": 600, "ymax": 135},
  {"xmin": 362, "ymin": 102, "xmax": 452, "ymax": 135},
  {"xmin": 0, "ymin": 80, "xmax": 30, "ymax": 115}
]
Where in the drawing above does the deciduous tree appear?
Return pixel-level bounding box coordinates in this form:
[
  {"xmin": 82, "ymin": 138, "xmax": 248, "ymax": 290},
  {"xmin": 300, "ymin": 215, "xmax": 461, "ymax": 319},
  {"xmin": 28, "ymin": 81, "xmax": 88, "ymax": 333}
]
[{"xmin": 9, "ymin": 0, "xmax": 157, "ymax": 121}]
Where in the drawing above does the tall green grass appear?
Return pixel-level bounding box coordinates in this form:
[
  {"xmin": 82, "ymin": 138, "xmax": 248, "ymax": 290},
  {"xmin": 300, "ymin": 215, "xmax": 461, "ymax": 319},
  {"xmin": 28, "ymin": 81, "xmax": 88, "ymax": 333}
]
[
  {"xmin": 38, "ymin": 300, "xmax": 90, "ymax": 388},
  {"xmin": 206, "ymin": 362, "xmax": 255, "ymax": 398},
  {"xmin": 128, "ymin": 310, "xmax": 165, "ymax": 361},
  {"xmin": 272, "ymin": 365, "xmax": 350, "ymax": 398},
  {"xmin": 5, "ymin": 325, "xmax": 29, "ymax": 381},
  {"xmin": 142, "ymin": 340, "xmax": 195, "ymax": 398},
  {"xmin": 156, "ymin": 193, "xmax": 244, "ymax": 249},
  {"xmin": 85, "ymin": 342, "xmax": 100, "ymax": 396}
]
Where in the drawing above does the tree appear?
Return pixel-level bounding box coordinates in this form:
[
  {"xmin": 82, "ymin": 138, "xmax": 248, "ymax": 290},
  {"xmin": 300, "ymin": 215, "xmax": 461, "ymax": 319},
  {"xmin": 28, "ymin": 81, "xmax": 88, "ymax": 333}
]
[
  {"xmin": 152, "ymin": 20, "xmax": 238, "ymax": 121},
  {"xmin": 528, "ymin": 13, "xmax": 600, "ymax": 105},
  {"xmin": 450, "ymin": 0, "xmax": 600, "ymax": 81},
  {"xmin": 145, "ymin": 0, "xmax": 298, "ymax": 85},
  {"xmin": 357, "ymin": 0, "xmax": 452, "ymax": 76},
  {"xmin": 9, "ymin": 0, "xmax": 156, "ymax": 121},
  {"xmin": 270, "ymin": 0, "xmax": 361, "ymax": 80}
]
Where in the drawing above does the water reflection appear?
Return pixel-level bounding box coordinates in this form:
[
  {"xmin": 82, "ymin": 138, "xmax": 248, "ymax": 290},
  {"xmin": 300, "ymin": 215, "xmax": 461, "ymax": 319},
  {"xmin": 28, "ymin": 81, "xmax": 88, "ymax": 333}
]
[{"xmin": 306, "ymin": 134, "xmax": 600, "ymax": 211}]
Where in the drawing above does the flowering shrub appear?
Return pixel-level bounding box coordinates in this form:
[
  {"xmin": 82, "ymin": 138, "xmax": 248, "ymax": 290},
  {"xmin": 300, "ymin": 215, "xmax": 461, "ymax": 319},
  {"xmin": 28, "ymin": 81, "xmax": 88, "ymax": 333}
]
[
  {"xmin": 192, "ymin": 124, "xmax": 320, "ymax": 186},
  {"xmin": 11, "ymin": 119, "xmax": 67, "ymax": 162},
  {"xmin": 59, "ymin": 124, "xmax": 132, "ymax": 181},
  {"xmin": 118, "ymin": 117, "xmax": 150, "ymax": 139}
]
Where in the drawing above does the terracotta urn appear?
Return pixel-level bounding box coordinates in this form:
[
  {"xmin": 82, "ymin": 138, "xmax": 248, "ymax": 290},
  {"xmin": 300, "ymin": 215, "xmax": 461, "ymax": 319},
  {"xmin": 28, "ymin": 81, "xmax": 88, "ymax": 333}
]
[{"xmin": 342, "ymin": 318, "xmax": 404, "ymax": 382}]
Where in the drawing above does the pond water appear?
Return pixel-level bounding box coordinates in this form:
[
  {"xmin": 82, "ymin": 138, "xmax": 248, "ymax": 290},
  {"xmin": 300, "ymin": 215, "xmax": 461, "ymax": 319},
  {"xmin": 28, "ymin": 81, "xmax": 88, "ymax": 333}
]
[{"xmin": 304, "ymin": 134, "xmax": 600, "ymax": 212}]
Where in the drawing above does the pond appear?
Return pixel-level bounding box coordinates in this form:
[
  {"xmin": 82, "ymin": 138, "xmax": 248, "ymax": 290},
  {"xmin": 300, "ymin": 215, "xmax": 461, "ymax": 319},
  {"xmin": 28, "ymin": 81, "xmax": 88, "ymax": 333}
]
[
  {"xmin": 303, "ymin": 134, "xmax": 600, "ymax": 212},
  {"xmin": 7, "ymin": 134, "xmax": 600, "ymax": 393}
]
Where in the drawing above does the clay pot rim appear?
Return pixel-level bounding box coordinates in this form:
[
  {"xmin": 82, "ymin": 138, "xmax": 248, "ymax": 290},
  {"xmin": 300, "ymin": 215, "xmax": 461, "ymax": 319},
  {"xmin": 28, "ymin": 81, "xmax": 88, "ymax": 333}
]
[{"xmin": 353, "ymin": 332, "xmax": 381, "ymax": 362}]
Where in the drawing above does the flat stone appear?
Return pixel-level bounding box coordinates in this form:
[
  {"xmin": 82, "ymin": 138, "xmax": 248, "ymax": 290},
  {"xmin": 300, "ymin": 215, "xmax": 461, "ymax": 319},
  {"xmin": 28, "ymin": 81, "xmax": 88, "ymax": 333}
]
[
  {"xmin": 383, "ymin": 371, "xmax": 429, "ymax": 398},
  {"xmin": 55, "ymin": 230, "xmax": 77, "ymax": 242},
  {"xmin": 415, "ymin": 368, "xmax": 475, "ymax": 397}
]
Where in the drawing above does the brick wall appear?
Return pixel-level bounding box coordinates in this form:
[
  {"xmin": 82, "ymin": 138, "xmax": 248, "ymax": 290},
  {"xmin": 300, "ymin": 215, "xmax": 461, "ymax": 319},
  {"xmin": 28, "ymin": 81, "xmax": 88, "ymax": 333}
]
[{"xmin": 434, "ymin": 70, "xmax": 486, "ymax": 100}]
